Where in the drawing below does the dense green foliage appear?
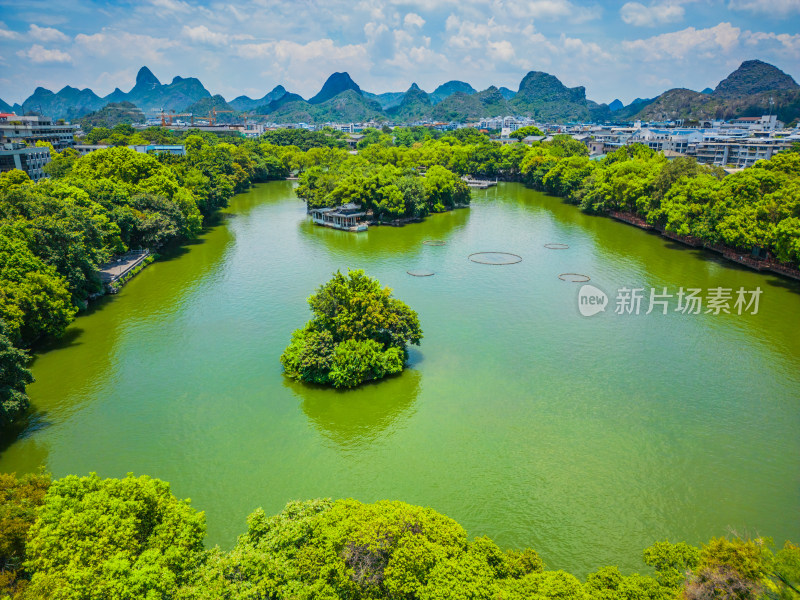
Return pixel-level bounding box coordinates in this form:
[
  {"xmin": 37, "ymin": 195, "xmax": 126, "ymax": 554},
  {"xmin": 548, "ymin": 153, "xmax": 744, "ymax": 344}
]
[
  {"xmin": 79, "ymin": 103, "xmax": 145, "ymax": 132},
  {"xmin": 259, "ymin": 127, "xmax": 346, "ymax": 151},
  {"xmin": 281, "ymin": 270, "xmax": 422, "ymax": 388},
  {"xmin": 1, "ymin": 471, "xmax": 797, "ymax": 599},
  {"xmin": 0, "ymin": 472, "xmax": 50, "ymax": 597},
  {"xmin": 296, "ymin": 159, "xmax": 470, "ymax": 221},
  {"xmin": 519, "ymin": 141, "xmax": 800, "ymax": 268},
  {"xmin": 22, "ymin": 473, "xmax": 205, "ymax": 600},
  {"xmin": 0, "ymin": 323, "xmax": 33, "ymax": 428}
]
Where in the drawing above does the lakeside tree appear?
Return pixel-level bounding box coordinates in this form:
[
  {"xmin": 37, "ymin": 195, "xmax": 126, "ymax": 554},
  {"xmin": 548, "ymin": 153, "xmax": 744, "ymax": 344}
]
[
  {"xmin": 0, "ymin": 322, "xmax": 34, "ymax": 428},
  {"xmin": 24, "ymin": 473, "xmax": 206, "ymax": 600},
  {"xmin": 0, "ymin": 472, "xmax": 51, "ymax": 597},
  {"xmin": 0, "ymin": 470, "xmax": 797, "ymax": 599},
  {"xmin": 281, "ymin": 270, "xmax": 422, "ymax": 388}
]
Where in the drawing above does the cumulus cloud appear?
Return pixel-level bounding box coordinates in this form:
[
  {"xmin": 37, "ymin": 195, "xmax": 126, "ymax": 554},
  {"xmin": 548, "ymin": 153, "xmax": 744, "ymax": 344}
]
[
  {"xmin": 728, "ymin": 0, "xmax": 800, "ymax": 16},
  {"xmin": 183, "ymin": 25, "xmax": 229, "ymax": 45},
  {"xmin": 620, "ymin": 2, "xmax": 685, "ymax": 26},
  {"xmin": 237, "ymin": 38, "xmax": 370, "ymax": 93},
  {"xmin": 147, "ymin": 0, "xmax": 193, "ymax": 14},
  {"xmin": 181, "ymin": 25, "xmax": 251, "ymax": 46},
  {"xmin": 499, "ymin": 0, "xmax": 602, "ymax": 22},
  {"xmin": 561, "ymin": 35, "xmax": 613, "ymax": 61},
  {"xmin": 17, "ymin": 44, "xmax": 72, "ymax": 63},
  {"xmin": 622, "ymin": 22, "xmax": 740, "ymax": 59},
  {"xmin": 28, "ymin": 24, "xmax": 69, "ymax": 43},
  {"xmin": 488, "ymin": 40, "xmax": 515, "ymax": 61},
  {"xmin": 745, "ymin": 31, "xmax": 800, "ymax": 56},
  {"xmin": 75, "ymin": 30, "xmax": 179, "ymax": 63},
  {"xmin": 403, "ymin": 13, "xmax": 425, "ymax": 28},
  {"xmin": 0, "ymin": 21, "xmax": 21, "ymax": 40}
]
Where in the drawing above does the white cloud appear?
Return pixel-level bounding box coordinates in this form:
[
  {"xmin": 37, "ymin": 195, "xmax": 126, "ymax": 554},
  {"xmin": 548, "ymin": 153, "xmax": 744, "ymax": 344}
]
[
  {"xmin": 237, "ymin": 39, "xmax": 370, "ymax": 94},
  {"xmin": 501, "ymin": 0, "xmax": 602, "ymax": 22},
  {"xmin": 75, "ymin": 30, "xmax": 179, "ymax": 63},
  {"xmin": 620, "ymin": 2, "xmax": 685, "ymax": 26},
  {"xmin": 28, "ymin": 24, "xmax": 69, "ymax": 43},
  {"xmin": 147, "ymin": 0, "xmax": 193, "ymax": 14},
  {"xmin": 16, "ymin": 44, "xmax": 72, "ymax": 64},
  {"xmin": 0, "ymin": 21, "xmax": 21, "ymax": 40},
  {"xmin": 728, "ymin": 0, "xmax": 800, "ymax": 16},
  {"xmin": 488, "ymin": 40, "xmax": 515, "ymax": 61},
  {"xmin": 622, "ymin": 22, "xmax": 741, "ymax": 59},
  {"xmin": 404, "ymin": 13, "xmax": 425, "ymax": 28},
  {"xmin": 561, "ymin": 35, "xmax": 613, "ymax": 61},
  {"xmin": 182, "ymin": 25, "xmax": 229, "ymax": 46},
  {"xmin": 745, "ymin": 31, "xmax": 800, "ymax": 56}
]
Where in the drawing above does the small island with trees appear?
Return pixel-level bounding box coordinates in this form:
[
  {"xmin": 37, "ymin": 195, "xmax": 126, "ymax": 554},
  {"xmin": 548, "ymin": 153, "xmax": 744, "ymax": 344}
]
[
  {"xmin": 296, "ymin": 145, "xmax": 471, "ymax": 227},
  {"xmin": 280, "ymin": 270, "xmax": 422, "ymax": 388}
]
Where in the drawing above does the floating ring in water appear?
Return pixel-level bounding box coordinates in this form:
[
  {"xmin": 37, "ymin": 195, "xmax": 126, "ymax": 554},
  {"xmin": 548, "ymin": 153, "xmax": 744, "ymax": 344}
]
[
  {"xmin": 423, "ymin": 240, "xmax": 446, "ymax": 246},
  {"xmin": 468, "ymin": 252, "xmax": 522, "ymax": 265},
  {"xmin": 558, "ymin": 273, "xmax": 590, "ymax": 282},
  {"xmin": 407, "ymin": 270, "xmax": 435, "ymax": 277},
  {"xmin": 544, "ymin": 243, "xmax": 570, "ymax": 250}
]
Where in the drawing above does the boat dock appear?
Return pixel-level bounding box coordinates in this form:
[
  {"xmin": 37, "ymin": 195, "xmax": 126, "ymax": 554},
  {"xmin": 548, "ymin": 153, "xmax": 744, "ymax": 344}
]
[
  {"xmin": 308, "ymin": 203, "xmax": 368, "ymax": 232},
  {"xmin": 462, "ymin": 176, "xmax": 498, "ymax": 189}
]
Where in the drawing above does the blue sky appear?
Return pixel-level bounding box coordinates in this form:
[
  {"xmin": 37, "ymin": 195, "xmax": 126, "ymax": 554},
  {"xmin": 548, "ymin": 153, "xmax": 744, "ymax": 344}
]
[{"xmin": 1, "ymin": 0, "xmax": 799, "ymax": 105}]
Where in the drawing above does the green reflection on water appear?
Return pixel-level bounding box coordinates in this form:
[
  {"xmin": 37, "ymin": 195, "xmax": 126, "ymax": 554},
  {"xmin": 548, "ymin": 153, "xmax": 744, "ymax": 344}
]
[{"xmin": 1, "ymin": 181, "xmax": 798, "ymax": 578}]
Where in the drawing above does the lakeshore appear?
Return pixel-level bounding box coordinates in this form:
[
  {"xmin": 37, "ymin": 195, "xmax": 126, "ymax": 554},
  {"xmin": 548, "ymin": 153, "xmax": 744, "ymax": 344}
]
[{"xmin": 4, "ymin": 181, "xmax": 798, "ymax": 578}]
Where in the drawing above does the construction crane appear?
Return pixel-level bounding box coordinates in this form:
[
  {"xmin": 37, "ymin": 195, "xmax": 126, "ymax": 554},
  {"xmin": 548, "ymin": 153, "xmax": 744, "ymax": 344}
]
[
  {"xmin": 150, "ymin": 107, "xmax": 173, "ymax": 126},
  {"xmin": 171, "ymin": 113, "xmax": 194, "ymax": 126},
  {"xmin": 207, "ymin": 108, "xmax": 234, "ymax": 126}
]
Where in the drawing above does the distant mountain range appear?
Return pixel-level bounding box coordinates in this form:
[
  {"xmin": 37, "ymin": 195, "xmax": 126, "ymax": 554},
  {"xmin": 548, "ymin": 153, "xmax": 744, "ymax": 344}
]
[
  {"xmin": 631, "ymin": 60, "xmax": 799, "ymax": 122},
  {"xmin": 2, "ymin": 60, "xmax": 798, "ymax": 125}
]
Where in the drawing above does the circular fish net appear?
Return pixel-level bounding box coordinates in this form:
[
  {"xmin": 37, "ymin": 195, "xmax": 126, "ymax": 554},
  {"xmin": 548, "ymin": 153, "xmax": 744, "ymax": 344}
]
[
  {"xmin": 407, "ymin": 270, "xmax": 435, "ymax": 277},
  {"xmin": 558, "ymin": 273, "xmax": 590, "ymax": 282},
  {"xmin": 544, "ymin": 243, "xmax": 570, "ymax": 250},
  {"xmin": 468, "ymin": 252, "xmax": 522, "ymax": 265},
  {"xmin": 423, "ymin": 240, "xmax": 446, "ymax": 246}
]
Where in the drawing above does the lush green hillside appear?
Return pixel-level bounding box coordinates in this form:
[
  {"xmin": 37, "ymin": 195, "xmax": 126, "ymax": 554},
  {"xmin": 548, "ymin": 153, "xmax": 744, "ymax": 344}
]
[
  {"xmin": 79, "ymin": 101, "xmax": 145, "ymax": 130},
  {"xmin": 363, "ymin": 91, "xmax": 405, "ymax": 110},
  {"xmin": 14, "ymin": 60, "xmax": 800, "ymax": 124},
  {"xmin": 229, "ymin": 85, "xmax": 287, "ymax": 112},
  {"xmin": 309, "ymin": 72, "xmax": 362, "ymax": 104},
  {"xmin": 635, "ymin": 60, "xmax": 800, "ymax": 122},
  {"xmin": 21, "ymin": 86, "xmax": 105, "ymax": 121},
  {"xmin": 184, "ymin": 94, "xmax": 237, "ymax": 122},
  {"xmin": 509, "ymin": 71, "xmax": 592, "ymax": 122},
  {"xmin": 387, "ymin": 83, "xmax": 433, "ymax": 121},
  {"xmin": 432, "ymin": 87, "xmax": 510, "ymax": 122},
  {"xmin": 430, "ymin": 80, "xmax": 476, "ymax": 104},
  {"xmin": 262, "ymin": 90, "xmax": 384, "ymax": 124}
]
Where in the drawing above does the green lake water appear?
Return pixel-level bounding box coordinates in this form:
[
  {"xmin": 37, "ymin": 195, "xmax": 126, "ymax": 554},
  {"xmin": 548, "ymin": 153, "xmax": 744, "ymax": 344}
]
[{"xmin": 2, "ymin": 181, "xmax": 799, "ymax": 577}]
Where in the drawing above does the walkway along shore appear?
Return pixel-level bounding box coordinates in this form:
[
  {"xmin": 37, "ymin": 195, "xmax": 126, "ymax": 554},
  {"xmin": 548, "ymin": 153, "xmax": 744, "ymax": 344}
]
[
  {"xmin": 607, "ymin": 210, "xmax": 800, "ymax": 281},
  {"xmin": 97, "ymin": 250, "xmax": 152, "ymax": 294}
]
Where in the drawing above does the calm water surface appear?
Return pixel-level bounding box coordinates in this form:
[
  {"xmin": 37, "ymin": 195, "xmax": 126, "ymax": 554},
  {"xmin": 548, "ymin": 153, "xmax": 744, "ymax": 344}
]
[{"xmin": 2, "ymin": 181, "xmax": 799, "ymax": 577}]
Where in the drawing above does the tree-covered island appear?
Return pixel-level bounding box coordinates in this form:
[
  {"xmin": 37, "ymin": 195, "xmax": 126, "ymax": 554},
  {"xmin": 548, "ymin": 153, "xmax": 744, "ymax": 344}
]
[
  {"xmin": 297, "ymin": 160, "xmax": 471, "ymax": 223},
  {"xmin": 280, "ymin": 270, "xmax": 422, "ymax": 388}
]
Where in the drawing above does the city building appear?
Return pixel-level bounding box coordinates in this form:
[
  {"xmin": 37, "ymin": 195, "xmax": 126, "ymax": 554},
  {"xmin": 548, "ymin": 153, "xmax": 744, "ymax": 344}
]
[
  {"xmin": 0, "ymin": 113, "xmax": 77, "ymax": 150},
  {"xmin": 691, "ymin": 138, "xmax": 794, "ymax": 168},
  {"xmin": 0, "ymin": 146, "xmax": 51, "ymax": 181},
  {"xmin": 128, "ymin": 144, "xmax": 186, "ymax": 156}
]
